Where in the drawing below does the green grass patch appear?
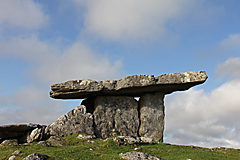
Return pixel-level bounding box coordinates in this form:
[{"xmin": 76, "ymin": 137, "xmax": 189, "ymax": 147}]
[{"xmin": 1, "ymin": 134, "xmax": 240, "ymax": 160}]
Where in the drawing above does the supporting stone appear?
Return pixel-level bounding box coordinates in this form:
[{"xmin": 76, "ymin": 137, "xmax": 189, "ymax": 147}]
[
  {"xmin": 139, "ymin": 92, "xmax": 165, "ymax": 142},
  {"xmin": 45, "ymin": 105, "xmax": 94, "ymax": 137},
  {"xmin": 93, "ymin": 96, "xmax": 139, "ymax": 138}
]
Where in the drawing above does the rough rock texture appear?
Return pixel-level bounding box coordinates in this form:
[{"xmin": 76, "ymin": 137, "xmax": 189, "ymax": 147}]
[
  {"xmin": 0, "ymin": 123, "xmax": 43, "ymax": 143},
  {"xmin": 22, "ymin": 153, "xmax": 49, "ymax": 160},
  {"xmin": 12, "ymin": 150, "xmax": 21, "ymax": 155},
  {"xmin": 77, "ymin": 134, "xmax": 96, "ymax": 139},
  {"xmin": 37, "ymin": 141, "xmax": 51, "ymax": 147},
  {"xmin": 50, "ymin": 71, "xmax": 207, "ymax": 99},
  {"xmin": 119, "ymin": 152, "xmax": 166, "ymax": 160},
  {"xmin": 27, "ymin": 126, "xmax": 46, "ymax": 143},
  {"xmin": 113, "ymin": 136, "xmax": 140, "ymax": 145},
  {"xmin": 93, "ymin": 96, "xmax": 139, "ymax": 138},
  {"xmin": 46, "ymin": 136, "xmax": 66, "ymax": 146},
  {"xmin": 45, "ymin": 105, "xmax": 94, "ymax": 137},
  {"xmin": 0, "ymin": 139, "xmax": 18, "ymax": 146},
  {"xmin": 139, "ymin": 92, "xmax": 165, "ymax": 142}
]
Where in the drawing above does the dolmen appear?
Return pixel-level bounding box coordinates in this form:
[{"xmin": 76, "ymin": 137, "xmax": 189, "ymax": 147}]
[
  {"xmin": 47, "ymin": 71, "xmax": 207, "ymax": 142},
  {"xmin": 0, "ymin": 71, "xmax": 207, "ymax": 145}
]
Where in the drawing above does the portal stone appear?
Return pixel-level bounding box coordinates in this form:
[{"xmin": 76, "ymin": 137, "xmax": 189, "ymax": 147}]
[
  {"xmin": 139, "ymin": 92, "xmax": 165, "ymax": 142},
  {"xmin": 93, "ymin": 96, "xmax": 139, "ymax": 138}
]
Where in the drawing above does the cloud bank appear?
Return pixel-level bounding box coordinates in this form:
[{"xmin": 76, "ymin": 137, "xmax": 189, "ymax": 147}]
[
  {"xmin": 75, "ymin": 0, "xmax": 192, "ymax": 41},
  {"xmin": 165, "ymin": 57, "xmax": 240, "ymax": 149},
  {"xmin": 0, "ymin": 0, "xmax": 48, "ymax": 29}
]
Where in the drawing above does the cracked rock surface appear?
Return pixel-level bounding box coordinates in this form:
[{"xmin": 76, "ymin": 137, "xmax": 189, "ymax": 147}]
[{"xmin": 50, "ymin": 71, "xmax": 208, "ymax": 99}]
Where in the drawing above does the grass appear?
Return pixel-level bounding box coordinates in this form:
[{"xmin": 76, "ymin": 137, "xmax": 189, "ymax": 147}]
[{"xmin": 1, "ymin": 134, "xmax": 240, "ymax": 160}]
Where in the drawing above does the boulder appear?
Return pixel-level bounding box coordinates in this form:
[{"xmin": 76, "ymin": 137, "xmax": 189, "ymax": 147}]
[
  {"xmin": 93, "ymin": 96, "xmax": 139, "ymax": 138},
  {"xmin": 139, "ymin": 92, "xmax": 165, "ymax": 142},
  {"xmin": 27, "ymin": 126, "xmax": 46, "ymax": 143},
  {"xmin": 50, "ymin": 71, "xmax": 208, "ymax": 99},
  {"xmin": 119, "ymin": 152, "xmax": 166, "ymax": 160},
  {"xmin": 45, "ymin": 105, "xmax": 94, "ymax": 137}
]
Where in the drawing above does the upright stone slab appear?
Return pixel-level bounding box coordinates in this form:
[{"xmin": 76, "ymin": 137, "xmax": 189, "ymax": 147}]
[
  {"xmin": 45, "ymin": 105, "xmax": 94, "ymax": 137},
  {"xmin": 93, "ymin": 96, "xmax": 139, "ymax": 138},
  {"xmin": 139, "ymin": 92, "xmax": 165, "ymax": 142}
]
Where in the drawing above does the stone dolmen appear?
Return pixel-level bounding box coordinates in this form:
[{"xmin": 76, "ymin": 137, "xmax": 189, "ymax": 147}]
[
  {"xmin": 48, "ymin": 71, "xmax": 208, "ymax": 142},
  {"xmin": 0, "ymin": 71, "xmax": 207, "ymax": 144}
]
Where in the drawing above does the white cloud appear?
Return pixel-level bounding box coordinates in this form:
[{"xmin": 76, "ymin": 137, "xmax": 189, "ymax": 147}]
[
  {"xmin": 0, "ymin": 34, "xmax": 124, "ymax": 125},
  {"xmin": 219, "ymin": 34, "xmax": 240, "ymax": 51},
  {"xmin": 0, "ymin": 0, "xmax": 48, "ymax": 29},
  {"xmin": 0, "ymin": 86, "xmax": 67, "ymax": 125},
  {"xmin": 0, "ymin": 35, "xmax": 124, "ymax": 84},
  {"xmin": 75, "ymin": 0, "xmax": 192, "ymax": 41},
  {"xmin": 215, "ymin": 57, "xmax": 240, "ymax": 80},
  {"xmin": 165, "ymin": 57, "xmax": 240, "ymax": 149},
  {"xmin": 33, "ymin": 43, "xmax": 123, "ymax": 84}
]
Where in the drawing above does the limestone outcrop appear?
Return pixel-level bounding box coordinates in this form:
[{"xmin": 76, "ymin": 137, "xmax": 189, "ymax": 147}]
[{"xmin": 50, "ymin": 71, "xmax": 207, "ymax": 99}]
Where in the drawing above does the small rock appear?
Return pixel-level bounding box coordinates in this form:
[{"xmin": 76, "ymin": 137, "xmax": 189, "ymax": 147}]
[
  {"xmin": 151, "ymin": 149, "xmax": 157, "ymax": 152},
  {"xmin": 134, "ymin": 147, "xmax": 141, "ymax": 151},
  {"xmin": 37, "ymin": 141, "xmax": 51, "ymax": 147},
  {"xmin": 22, "ymin": 153, "xmax": 49, "ymax": 160},
  {"xmin": 113, "ymin": 136, "xmax": 140, "ymax": 145},
  {"xmin": 12, "ymin": 150, "xmax": 21, "ymax": 155},
  {"xmin": 0, "ymin": 139, "xmax": 18, "ymax": 146},
  {"xmin": 8, "ymin": 155, "xmax": 16, "ymax": 160},
  {"xmin": 83, "ymin": 140, "xmax": 96, "ymax": 144},
  {"xmin": 47, "ymin": 136, "xmax": 66, "ymax": 146},
  {"xmin": 77, "ymin": 134, "xmax": 96, "ymax": 140},
  {"xmin": 89, "ymin": 148, "xmax": 93, "ymax": 151},
  {"xmin": 119, "ymin": 152, "xmax": 166, "ymax": 160},
  {"xmin": 140, "ymin": 137, "xmax": 153, "ymax": 143}
]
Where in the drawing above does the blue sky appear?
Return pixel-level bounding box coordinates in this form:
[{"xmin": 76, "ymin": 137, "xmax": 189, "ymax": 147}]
[{"xmin": 1, "ymin": 0, "xmax": 240, "ymax": 148}]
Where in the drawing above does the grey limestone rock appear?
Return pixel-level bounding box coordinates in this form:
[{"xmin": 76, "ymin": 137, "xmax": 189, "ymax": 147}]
[
  {"xmin": 37, "ymin": 141, "xmax": 51, "ymax": 147},
  {"xmin": 119, "ymin": 152, "xmax": 166, "ymax": 160},
  {"xmin": 77, "ymin": 134, "xmax": 96, "ymax": 139},
  {"xmin": 139, "ymin": 92, "xmax": 165, "ymax": 142},
  {"xmin": 0, "ymin": 123, "xmax": 43, "ymax": 143},
  {"xmin": 22, "ymin": 153, "xmax": 49, "ymax": 160},
  {"xmin": 46, "ymin": 136, "xmax": 66, "ymax": 146},
  {"xmin": 93, "ymin": 96, "xmax": 139, "ymax": 138},
  {"xmin": 113, "ymin": 136, "xmax": 140, "ymax": 145},
  {"xmin": 50, "ymin": 71, "xmax": 207, "ymax": 99},
  {"xmin": 12, "ymin": 150, "xmax": 21, "ymax": 155},
  {"xmin": 0, "ymin": 139, "xmax": 18, "ymax": 146},
  {"xmin": 27, "ymin": 126, "xmax": 46, "ymax": 143},
  {"xmin": 45, "ymin": 105, "xmax": 94, "ymax": 137},
  {"xmin": 8, "ymin": 155, "xmax": 16, "ymax": 160}
]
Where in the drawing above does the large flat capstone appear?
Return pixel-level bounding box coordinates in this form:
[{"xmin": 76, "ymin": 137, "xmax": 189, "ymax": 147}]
[{"xmin": 50, "ymin": 71, "xmax": 208, "ymax": 99}]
